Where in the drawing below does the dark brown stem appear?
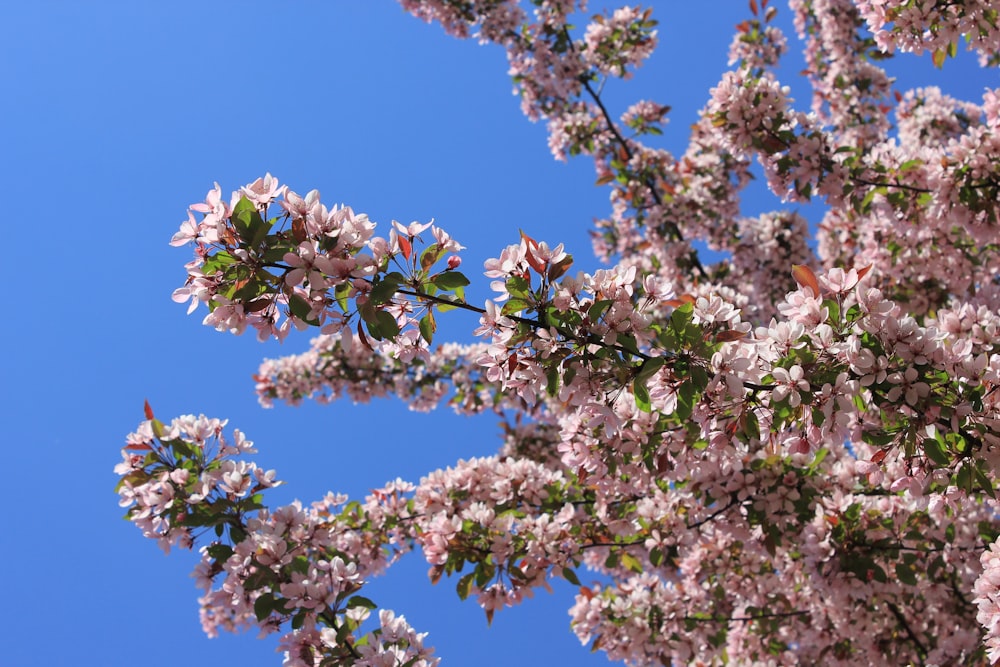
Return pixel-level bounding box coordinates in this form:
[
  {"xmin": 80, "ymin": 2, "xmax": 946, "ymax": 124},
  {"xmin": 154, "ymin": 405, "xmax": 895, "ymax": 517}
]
[
  {"xmin": 684, "ymin": 609, "xmax": 809, "ymax": 624},
  {"xmin": 394, "ymin": 286, "xmax": 654, "ymax": 362},
  {"xmin": 886, "ymin": 601, "xmax": 928, "ymax": 663},
  {"xmin": 687, "ymin": 495, "xmax": 742, "ymax": 530}
]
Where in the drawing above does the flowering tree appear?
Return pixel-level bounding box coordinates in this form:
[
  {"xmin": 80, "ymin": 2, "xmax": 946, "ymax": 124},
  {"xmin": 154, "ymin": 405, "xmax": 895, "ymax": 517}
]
[{"xmin": 115, "ymin": 0, "xmax": 1000, "ymax": 664}]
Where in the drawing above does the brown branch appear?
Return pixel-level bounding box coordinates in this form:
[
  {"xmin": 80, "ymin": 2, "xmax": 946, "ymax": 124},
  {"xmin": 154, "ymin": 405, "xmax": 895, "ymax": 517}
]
[
  {"xmin": 886, "ymin": 601, "xmax": 928, "ymax": 663},
  {"xmin": 687, "ymin": 495, "xmax": 742, "ymax": 530},
  {"xmin": 684, "ymin": 609, "xmax": 809, "ymax": 624},
  {"xmin": 394, "ymin": 286, "xmax": 654, "ymax": 362}
]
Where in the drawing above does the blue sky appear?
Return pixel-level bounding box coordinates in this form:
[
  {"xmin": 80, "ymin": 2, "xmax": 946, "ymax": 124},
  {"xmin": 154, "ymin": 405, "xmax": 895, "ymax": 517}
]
[{"xmin": 2, "ymin": 2, "xmax": 996, "ymax": 666}]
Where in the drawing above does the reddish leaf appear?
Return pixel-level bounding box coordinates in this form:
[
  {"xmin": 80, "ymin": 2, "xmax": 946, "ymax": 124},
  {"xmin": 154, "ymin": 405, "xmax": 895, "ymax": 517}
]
[
  {"xmin": 749, "ymin": 0, "xmax": 758, "ymax": 16},
  {"xmin": 760, "ymin": 135, "xmax": 786, "ymax": 153},
  {"xmin": 548, "ymin": 255, "xmax": 574, "ymax": 281},
  {"xmin": 791, "ymin": 264, "xmax": 821, "ymax": 297},
  {"xmin": 246, "ymin": 297, "xmax": 273, "ymax": 313},
  {"xmin": 871, "ymin": 448, "xmax": 889, "ymax": 464},
  {"xmin": 124, "ymin": 443, "xmax": 153, "ymax": 451},
  {"xmin": 519, "ymin": 230, "xmax": 544, "ymax": 275},
  {"xmin": 856, "ymin": 264, "xmax": 873, "ymax": 282},
  {"xmin": 398, "ymin": 234, "xmax": 412, "ymax": 262},
  {"xmin": 665, "ymin": 294, "xmax": 696, "ymax": 307},
  {"xmin": 357, "ymin": 322, "xmax": 375, "ymax": 352},
  {"xmin": 524, "ymin": 245, "xmax": 547, "ymax": 276},
  {"xmin": 656, "ymin": 452, "xmax": 671, "ymax": 475},
  {"xmin": 144, "ymin": 400, "xmax": 155, "ymax": 420},
  {"xmin": 715, "ymin": 329, "xmax": 747, "ymax": 343},
  {"xmin": 519, "ymin": 233, "xmax": 546, "ymax": 272},
  {"xmin": 292, "ymin": 217, "xmax": 308, "ymax": 243}
]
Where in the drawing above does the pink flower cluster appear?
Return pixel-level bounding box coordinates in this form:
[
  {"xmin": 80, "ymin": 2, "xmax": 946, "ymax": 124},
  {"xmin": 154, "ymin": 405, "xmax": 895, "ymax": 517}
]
[
  {"xmin": 171, "ymin": 176, "xmax": 468, "ymax": 353},
  {"xmin": 116, "ymin": 413, "xmax": 273, "ymax": 553},
  {"xmin": 857, "ymin": 0, "xmax": 1000, "ymax": 65},
  {"xmin": 120, "ymin": 411, "xmax": 438, "ymax": 666}
]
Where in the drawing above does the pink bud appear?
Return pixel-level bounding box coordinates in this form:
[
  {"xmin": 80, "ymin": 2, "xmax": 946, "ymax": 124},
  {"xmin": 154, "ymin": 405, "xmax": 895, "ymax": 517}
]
[{"xmin": 447, "ymin": 256, "xmax": 462, "ymax": 270}]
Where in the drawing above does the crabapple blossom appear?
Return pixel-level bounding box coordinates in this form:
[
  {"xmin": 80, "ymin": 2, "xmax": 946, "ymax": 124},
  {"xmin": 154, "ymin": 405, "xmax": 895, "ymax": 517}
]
[{"xmin": 118, "ymin": 1, "xmax": 1000, "ymax": 665}]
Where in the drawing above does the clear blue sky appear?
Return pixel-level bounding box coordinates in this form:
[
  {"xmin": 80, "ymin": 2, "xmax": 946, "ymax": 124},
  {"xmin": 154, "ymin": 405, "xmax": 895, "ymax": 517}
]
[{"xmin": 1, "ymin": 2, "xmax": 994, "ymax": 666}]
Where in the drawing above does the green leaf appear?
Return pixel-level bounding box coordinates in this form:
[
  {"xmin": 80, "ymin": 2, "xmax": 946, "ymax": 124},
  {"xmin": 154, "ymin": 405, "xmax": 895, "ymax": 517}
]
[
  {"xmin": 895, "ymin": 562, "xmax": 918, "ymax": 586},
  {"xmin": 419, "ymin": 312, "xmax": 436, "ymax": 344},
  {"xmin": 975, "ymin": 463, "xmax": 996, "ymax": 499},
  {"xmin": 369, "ymin": 276, "xmax": 402, "ymax": 306},
  {"xmin": 922, "ymin": 438, "xmax": 950, "ymax": 467},
  {"xmin": 254, "ymin": 593, "xmax": 275, "ymax": 622},
  {"xmin": 859, "ymin": 187, "xmax": 877, "ymax": 213},
  {"xmin": 501, "ymin": 297, "xmax": 530, "ymax": 316},
  {"xmin": 670, "ymin": 303, "xmax": 693, "ymax": 331},
  {"xmin": 288, "ymin": 293, "xmax": 319, "ymax": 325},
  {"xmin": 546, "ymin": 365, "xmax": 560, "ymax": 397},
  {"xmin": 635, "ymin": 357, "xmax": 666, "ymax": 384},
  {"xmin": 561, "ymin": 567, "xmax": 581, "ymax": 586},
  {"xmin": 506, "ymin": 275, "xmax": 531, "ymax": 299},
  {"xmin": 333, "ymin": 282, "xmax": 351, "ymax": 313},
  {"xmin": 231, "ymin": 196, "xmax": 269, "ymax": 247},
  {"xmin": 475, "ymin": 562, "xmax": 495, "ymax": 588},
  {"xmin": 633, "ymin": 379, "xmax": 652, "ymax": 413},
  {"xmin": 456, "ymin": 572, "xmax": 475, "ymax": 600},
  {"xmin": 956, "ymin": 463, "xmax": 973, "ymax": 493},
  {"xmin": 616, "ymin": 334, "xmax": 640, "ymax": 356},
  {"xmin": 431, "ymin": 271, "xmax": 471, "ymax": 291},
  {"xmin": 233, "ymin": 278, "xmax": 268, "ymax": 303},
  {"xmin": 375, "ymin": 310, "xmax": 399, "ymax": 338},
  {"xmin": 676, "ymin": 380, "xmax": 696, "ymax": 421},
  {"xmin": 619, "ymin": 552, "xmax": 643, "ymax": 573},
  {"xmin": 823, "ymin": 298, "xmax": 841, "ymax": 324},
  {"xmin": 808, "ymin": 448, "xmax": 829, "ymax": 474},
  {"xmin": 420, "ymin": 243, "xmax": 445, "ymax": 270},
  {"xmin": 201, "ymin": 251, "xmax": 236, "ymax": 275},
  {"xmin": 690, "ymin": 364, "xmax": 709, "ymax": 391},
  {"xmin": 347, "ymin": 595, "xmax": 378, "ymax": 610},
  {"xmin": 206, "ymin": 543, "xmax": 234, "ymax": 562},
  {"xmin": 588, "ymin": 300, "xmax": 612, "ymax": 323}
]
